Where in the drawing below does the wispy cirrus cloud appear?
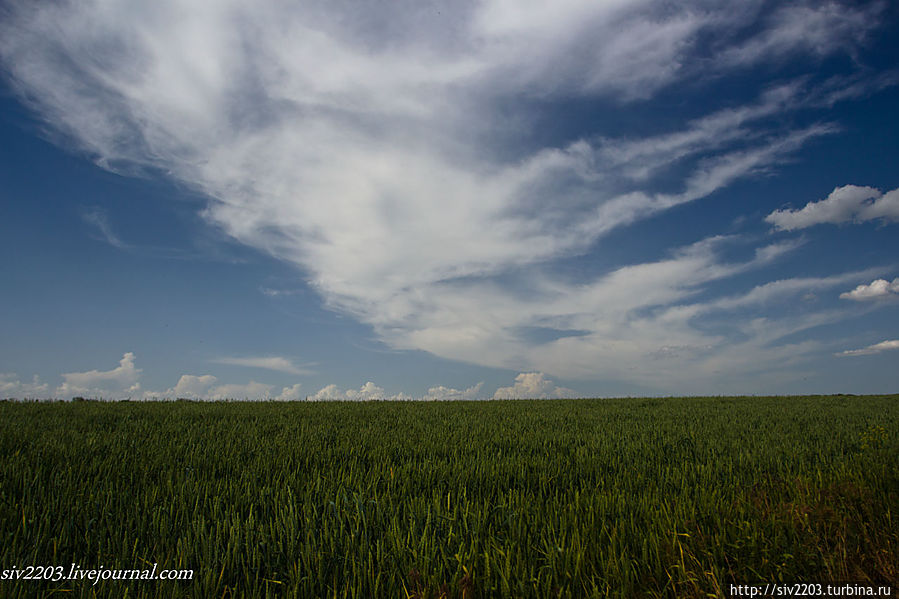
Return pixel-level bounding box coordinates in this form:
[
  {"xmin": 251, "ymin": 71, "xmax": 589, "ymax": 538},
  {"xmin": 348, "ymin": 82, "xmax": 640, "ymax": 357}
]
[
  {"xmin": 210, "ymin": 356, "xmax": 314, "ymax": 376},
  {"xmin": 837, "ymin": 339, "xmax": 899, "ymax": 357},
  {"xmin": 0, "ymin": 0, "xmax": 891, "ymax": 391},
  {"xmin": 81, "ymin": 206, "xmax": 127, "ymax": 248},
  {"xmin": 259, "ymin": 287, "xmax": 304, "ymax": 298},
  {"xmin": 712, "ymin": 3, "xmax": 885, "ymax": 70}
]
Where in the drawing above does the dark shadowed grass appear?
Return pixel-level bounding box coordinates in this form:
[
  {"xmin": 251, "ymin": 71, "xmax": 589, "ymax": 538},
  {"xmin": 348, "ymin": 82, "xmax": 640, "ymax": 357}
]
[{"xmin": 0, "ymin": 396, "xmax": 896, "ymax": 598}]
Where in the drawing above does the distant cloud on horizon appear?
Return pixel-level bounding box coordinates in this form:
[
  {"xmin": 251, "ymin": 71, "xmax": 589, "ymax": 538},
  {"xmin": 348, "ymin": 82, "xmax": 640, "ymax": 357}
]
[
  {"xmin": 1, "ymin": 353, "xmax": 586, "ymax": 402},
  {"xmin": 493, "ymin": 372, "xmax": 578, "ymax": 400},
  {"xmin": 0, "ymin": 373, "xmax": 50, "ymax": 399},
  {"xmin": 57, "ymin": 352, "xmax": 142, "ymax": 399}
]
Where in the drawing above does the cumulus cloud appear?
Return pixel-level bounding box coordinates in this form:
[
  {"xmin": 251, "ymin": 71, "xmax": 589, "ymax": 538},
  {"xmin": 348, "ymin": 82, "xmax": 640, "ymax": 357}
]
[
  {"xmin": 493, "ymin": 372, "xmax": 578, "ymax": 399},
  {"xmin": 147, "ymin": 374, "xmax": 302, "ymax": 400},
  {"xmin": 166, "ymin": 374, "xmax": 218, "ymax": 399},
  {"xmin": 308, "ymin": 381, "xmax": 485, "ymax": 401},
  {"xmin": 211, "ymin": 356, "xmax": 312, "ymax": 376},
  {"xmin": 423, "ymin": 382, "xmax": 484, "ymax": 401},
  {"xmin": 19, "ymin": 351, "xmax": 307, "ymax": 401},
  {"xmin": 0, "ymin": 0, "xmax": 890, "ymax": 391},
  {"xmin": 766, "ymin": 185, "xmax": 899, "ymax": 230},
  {"xmin": 57, "ymin": 352, "xmax": 142, "ymax": 399},
  {"xmin": 206, "ymin": 381, "xmax": 275, "ymax": 401},
  {"xmin": 840, "ymin": 278, "xmax": 899, "ymax": 301},
  {"xmin": 308, "ymin": 375, "xmax": 571, "ymax": 401},
  {"xmin": 311, "ymin": 382, "xmax": 412, "ymax": 402},
  {"xmin": 837, "ymin": 340, "xmax": 899, "ymax": 357},
  {"xmin": 0, "ymin": 374, "xmax": 51, "ymax": 399},
  {"xmin": 274, "ymin": 383, "xmax": 304, "ymax": 401},
  {"xmin": 309, "ymin": 384, "xmax": 342, "ymax": 401}
]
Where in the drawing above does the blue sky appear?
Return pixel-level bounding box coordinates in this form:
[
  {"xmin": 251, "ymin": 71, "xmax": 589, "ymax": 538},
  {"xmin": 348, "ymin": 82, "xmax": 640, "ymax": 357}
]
[{"xmin": 1, "ymin": 0, "xmax": 898, "ymax": 400}]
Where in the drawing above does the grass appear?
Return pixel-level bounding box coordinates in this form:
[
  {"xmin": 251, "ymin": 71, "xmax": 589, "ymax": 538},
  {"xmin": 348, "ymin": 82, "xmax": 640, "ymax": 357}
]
[{"xmin": 0, "ymin": 395, "xmax": 896, "ymax": 598}]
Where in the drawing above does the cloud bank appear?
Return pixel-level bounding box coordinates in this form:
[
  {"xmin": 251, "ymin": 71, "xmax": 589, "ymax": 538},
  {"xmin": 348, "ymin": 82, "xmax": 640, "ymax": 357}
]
[
  {"xmin": 0, "ymin": 0, "xmax": 892, "ymax": 390},
  {"xmin": 2, "ymin": 352, "xmax": 581, "ymax": 401}
]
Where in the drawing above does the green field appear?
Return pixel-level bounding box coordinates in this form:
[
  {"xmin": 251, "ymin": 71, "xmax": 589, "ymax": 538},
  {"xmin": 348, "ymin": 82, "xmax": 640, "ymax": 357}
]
[{"xmin": 1, "ymin": 396, "xmax": 896, "ymax": 598}]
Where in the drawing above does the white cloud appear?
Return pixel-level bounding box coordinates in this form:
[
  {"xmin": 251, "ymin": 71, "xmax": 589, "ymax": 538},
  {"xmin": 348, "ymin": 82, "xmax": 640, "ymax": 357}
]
[
  {"xmin": 423, "ymin": 382, "xmax": 484, "ymax": 401},
  {"xmin": 259, "ymin": 287, "xmax": 304, "ymax": 297},
  {"xmin": 0, "ymin": 374, "xmax": 51, "ymax": 399},
  {"xmin": 837, "ymin": 340, "xmax": 899, "ymax": 357},
  {"xmin": 840, "ymin": 278, "xmax": 899, "ymax": 301},
  {"xmin": 311, "ymin": 381, "xmax": 412, "ymax": 402},
  {"xmin": 714, "ymin": 3, "xmax": 883, "ymax": 70},
  {"xmin": 706, "ymin": 270, "xmax": 886, "ymax": 311},
  {"xmin": 30, "ymin": 352, "xmax": 306, "ymax": 401},
  {"xmin": 81, "ymin": 206, "xmax": 127, "ymax": 248},
  {"xmin": 766, "ymin": 185, "xmax": 899, "ymax": 230},
  {"xmin": 308, "ymin": 381, "xmax": 484, "ymax": 401},
  {"xmin": 166, "ymin": 374, "xmax": 218, "ymax": 399},
  {"xmin": 143, "ymin": 374, "xmax": 302, "ymax": 400},
  {"xmin": 471, "ymin": 1, "xmax": 712, "ymax": 101},
  {"xmin": 493, "ymin": 372, "xmax": 578, "ymax": 399},
  {"xmin": 274, "ymin": 383, "xmax": 304, "ymax": 401},
  {"xmin": 308, "ymin": 375, "xmax": 574, "ymax": 401},
  {"xmin": 309, "ymin": 384, "xmax": 342, "ymax": 401},
  {"xmin": 379, "ymin": 236, "xmax": 808, "ymax": 384},
  {"xmin": 0, "ymin": 1, "xmax": 889, "ymax": 392},
  {"xmin": 597, "ymin": 82, "xmax": 805, "ymax": 181},
  {"xmin": 57, "ymin": 352, "xmax": 142, "ymax": 399},
  {"xmin": 211, "ymin": 356, "xmax": 312, "ymax": 376},
  {"xmin": 207, "ymin": 381, "xmax": 274, "ymax": 401}
]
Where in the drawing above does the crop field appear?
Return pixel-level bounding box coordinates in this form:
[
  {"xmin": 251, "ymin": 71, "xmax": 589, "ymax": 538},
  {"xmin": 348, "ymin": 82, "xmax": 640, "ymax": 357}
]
[{"xmin": 0, "ymin": 396, "xmax": 897, "ymax": 598}]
